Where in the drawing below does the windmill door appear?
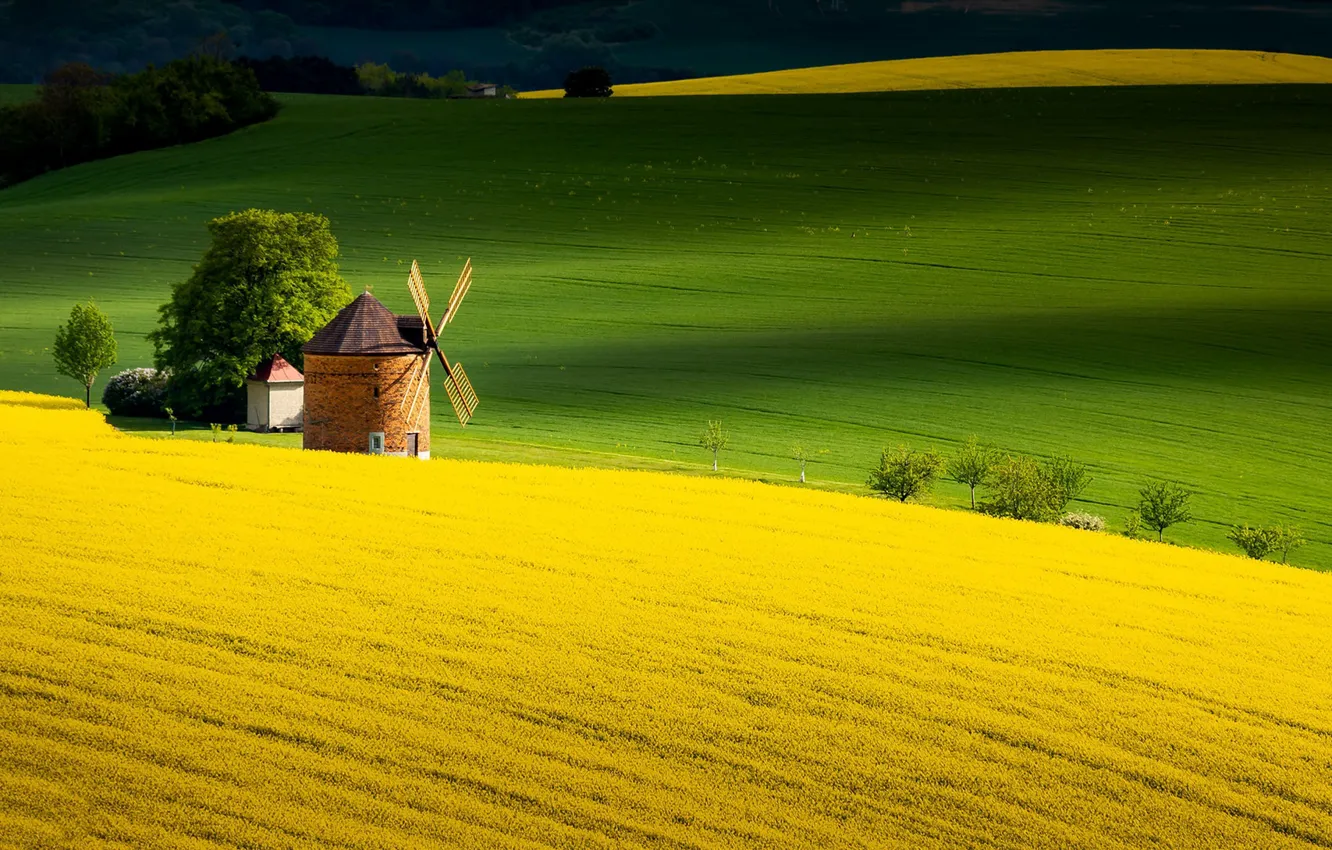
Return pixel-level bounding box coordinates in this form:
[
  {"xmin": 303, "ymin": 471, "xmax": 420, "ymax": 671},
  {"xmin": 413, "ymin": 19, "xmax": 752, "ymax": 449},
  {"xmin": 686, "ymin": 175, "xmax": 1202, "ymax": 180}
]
[{"xmin": 407, "ymin": 432, "xmax": 419, "ymax": 457}]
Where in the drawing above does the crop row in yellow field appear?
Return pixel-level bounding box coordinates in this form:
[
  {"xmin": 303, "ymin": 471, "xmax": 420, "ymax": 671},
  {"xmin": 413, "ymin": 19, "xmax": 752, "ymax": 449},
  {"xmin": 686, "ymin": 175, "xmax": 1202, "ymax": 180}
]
[
  {"xmin": 1, "ymin": 390, "xmax": 1330, "ymax": 848},
  {"xmin": 522, "ymin": 49, "xmax": 1332, "ymax": 98}
]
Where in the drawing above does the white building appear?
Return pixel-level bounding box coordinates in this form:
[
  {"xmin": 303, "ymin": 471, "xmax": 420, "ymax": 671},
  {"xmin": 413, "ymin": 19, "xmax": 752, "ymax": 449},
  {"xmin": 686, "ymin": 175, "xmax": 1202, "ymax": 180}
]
[{"xmin": 246, "ymin": 353, "xmax": 304, "ymax": 432}]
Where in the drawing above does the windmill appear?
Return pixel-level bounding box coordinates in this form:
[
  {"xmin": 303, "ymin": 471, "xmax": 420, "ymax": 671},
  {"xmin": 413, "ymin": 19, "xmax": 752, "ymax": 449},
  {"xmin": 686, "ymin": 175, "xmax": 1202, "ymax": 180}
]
[{"xmin": 401, "ymin": 258, "xmax": 479, "ymax": 427}]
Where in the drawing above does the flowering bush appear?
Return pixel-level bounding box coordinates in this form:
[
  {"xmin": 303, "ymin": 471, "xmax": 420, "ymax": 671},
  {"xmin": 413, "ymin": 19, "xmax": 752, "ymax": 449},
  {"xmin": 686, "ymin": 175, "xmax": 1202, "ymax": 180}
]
[
  {"xmin": 1058, "ymin": 511, "xmax": 1106, "ymax": 532},
  {"xmin": 101, "ymin": 367, "xmax": 169, "ymax": 417}
]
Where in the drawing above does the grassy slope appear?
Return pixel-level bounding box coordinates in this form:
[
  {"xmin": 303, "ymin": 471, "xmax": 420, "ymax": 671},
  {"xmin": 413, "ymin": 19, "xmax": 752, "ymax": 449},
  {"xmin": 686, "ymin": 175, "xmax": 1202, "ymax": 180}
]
[
  {"xmin": 522, "ymin": 49, "xmax": 1332, "ymax": 97},
  {"xmin": 2, "ymin": 393, "xmax": 1330, "ymax": 848},
  {"xmin": 0, "ymin": 85, "xmax": 34, "ymax": 105},
  {"xmin": 1, "ymin": 86, "xmax": 1330, "ymax": 567}
]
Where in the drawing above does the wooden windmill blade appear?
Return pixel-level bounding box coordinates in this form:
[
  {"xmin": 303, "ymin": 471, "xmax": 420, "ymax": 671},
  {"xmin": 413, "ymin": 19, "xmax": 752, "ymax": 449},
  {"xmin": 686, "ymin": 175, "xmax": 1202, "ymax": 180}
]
[
  {"xmin": 442, "ymin": 363, "xmax": 479, "ymax": 427},
  {"xmin": 440, "ymin": 258, "xmax": 472, "ymax": 327},
  {"xmin": 400, "ymin": 355, "xmax": 430, "ymax": 425},
  {"xmin": 433, "ymin": 348, "xmax": 478, "ymax": 426},
  {"xmin": 407, "ymin": 260, "xmax": 437, "ymax": 339}
]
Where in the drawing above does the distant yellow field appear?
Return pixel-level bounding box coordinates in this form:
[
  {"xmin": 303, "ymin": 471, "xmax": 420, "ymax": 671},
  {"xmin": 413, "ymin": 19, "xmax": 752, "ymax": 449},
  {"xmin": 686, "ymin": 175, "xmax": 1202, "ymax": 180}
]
[
  {"xmin": 2, "ymin": 391, "xmax": 1330, "ymax": 848},
  {"xmin": 523, "ymin": 49, "xmax": 1332, "ymax": 98}
]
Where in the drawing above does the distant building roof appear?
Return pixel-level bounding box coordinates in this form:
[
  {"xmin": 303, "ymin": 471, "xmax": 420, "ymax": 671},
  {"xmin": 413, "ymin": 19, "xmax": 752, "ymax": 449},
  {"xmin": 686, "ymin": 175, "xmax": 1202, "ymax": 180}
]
[
  {"xmin": 248, "ymin": 352, "xmax": 304, "ymax": 383},
  {"xmin": 468, "ymin": 83, "xmax": 496, "ymax": 91},
  {"xmin": 302, "ymin": 293, "xmax": 426, "ymax": 356}
]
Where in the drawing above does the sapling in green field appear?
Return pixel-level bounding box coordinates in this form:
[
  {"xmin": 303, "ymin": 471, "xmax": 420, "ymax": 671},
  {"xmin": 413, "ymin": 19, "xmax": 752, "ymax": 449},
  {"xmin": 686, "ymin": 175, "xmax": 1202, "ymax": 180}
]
[
  {"xmin": 1138, "ymin": 482, "xmax": 1194, "ymax": 543},
  {"xmin": 791, "ymin": 443, "xmax": 827, "ymax": 484},
  {"xmin": 701, "ymin": 420, "xmax": 729, "ymax": 472},
  {"xmin": 947, "ymin": 436, "xmax": 1000, "ymax": 510}
]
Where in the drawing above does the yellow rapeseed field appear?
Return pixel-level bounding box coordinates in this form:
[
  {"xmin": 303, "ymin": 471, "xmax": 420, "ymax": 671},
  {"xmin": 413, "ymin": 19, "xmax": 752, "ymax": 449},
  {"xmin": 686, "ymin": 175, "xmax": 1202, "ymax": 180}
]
[
  {"xmin": 2, "ymin": 390, "xmax": 1330, "ymax": 848},
  {"xmin": 522, "ymin": 49, "xmax": 1332, "ymax": 98}
]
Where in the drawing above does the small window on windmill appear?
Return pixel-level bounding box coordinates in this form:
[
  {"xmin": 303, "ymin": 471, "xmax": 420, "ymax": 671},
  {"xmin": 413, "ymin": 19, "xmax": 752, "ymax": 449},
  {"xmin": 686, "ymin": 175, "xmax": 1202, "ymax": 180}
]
[
  {"xmin": 373, "ymin": 386, "xmax": 380, "ymax": 399},
  {"xmin": 369, "ymin": 432, "xmax": 385, "ymax": 454}
]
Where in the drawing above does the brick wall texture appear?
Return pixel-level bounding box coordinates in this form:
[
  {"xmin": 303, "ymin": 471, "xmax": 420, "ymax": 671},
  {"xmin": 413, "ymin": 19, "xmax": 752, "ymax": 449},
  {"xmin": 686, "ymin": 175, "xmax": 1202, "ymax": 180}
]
[{"xmin": 303, "ymin": 354, "xmax": 431, "ymax": 456}]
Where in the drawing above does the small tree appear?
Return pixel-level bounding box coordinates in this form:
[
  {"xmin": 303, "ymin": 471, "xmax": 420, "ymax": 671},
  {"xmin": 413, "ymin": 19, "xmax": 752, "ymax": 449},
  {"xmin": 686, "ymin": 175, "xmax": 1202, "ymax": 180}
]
[
  {"xmin": 165, "ymin": 406, "xmax": 177, "ymax": 436},
  {"xmin": 701, "ymin": 420, "xmax": 729, "ymax": 472},
  {"xmin": 946, "ymin": 436, "xmax": 999, "ymax": 509},
  {"xmin": 980, "ymin": 454, "xmax": 1060, "ymax": 521},
  {"xmin": 868, "ymin": 445, "xmax": 943, "ymax": 503},
  {"xmin": 1228, "ymin": 525, "xmax": 1275, "ymax": 560},
  {"xmin": 791, "ymin": 443, "xmax": 827, "ymax": 484},
  {"xmin": 564, "ymin": 66, "xmax": 612, "ymax": 98},
  {"xmin": 1270, "ymin": 524, "xmax": 1306, "ymax": 565},
  {"xmin": 1137, "ymin": 482, "xmax": 1193, "ymax": 542},
  {"xmin": 53, "ymin": 301, "xmax": 118, "ymax": 407},
  {"xmin": 1043, "ymin": 455, "xmax": 1092, "ymax": 513},
  {"xmin": 1124, "ymin": 509, "xmax": 1144, "ymax": 539}
]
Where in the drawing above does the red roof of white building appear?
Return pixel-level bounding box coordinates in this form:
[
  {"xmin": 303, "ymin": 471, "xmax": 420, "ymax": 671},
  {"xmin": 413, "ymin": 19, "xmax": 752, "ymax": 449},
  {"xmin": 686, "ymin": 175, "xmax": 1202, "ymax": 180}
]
[{"xmin": 248, "ymin": 353, "xmax": 304, "ymax": 383}]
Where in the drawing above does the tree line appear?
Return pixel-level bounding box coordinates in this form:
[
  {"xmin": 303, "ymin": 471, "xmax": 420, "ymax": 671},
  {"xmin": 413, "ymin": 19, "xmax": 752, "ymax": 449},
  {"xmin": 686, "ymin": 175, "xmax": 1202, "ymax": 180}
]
[
  {"xmin": 233, "ymin": 55, "xmax": 517, "ymax": 98},
  {"xmin": 0, "ymin": 56, "xmax": 278, "ymax": 187},
  {"xmin": 699, "ymin": 423, "xmax": 1310, "ymax": 566}
]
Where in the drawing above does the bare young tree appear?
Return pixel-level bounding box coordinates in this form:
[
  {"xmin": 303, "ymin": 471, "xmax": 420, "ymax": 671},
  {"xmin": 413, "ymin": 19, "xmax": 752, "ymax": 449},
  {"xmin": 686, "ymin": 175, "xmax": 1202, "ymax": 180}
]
[
  {"xmin": 791, "ymin": 443, "xmax": 827, "ymax": 484},
  {"xmin": 701, "ymin": 420, "xmax": 729, "ymax": 472}
]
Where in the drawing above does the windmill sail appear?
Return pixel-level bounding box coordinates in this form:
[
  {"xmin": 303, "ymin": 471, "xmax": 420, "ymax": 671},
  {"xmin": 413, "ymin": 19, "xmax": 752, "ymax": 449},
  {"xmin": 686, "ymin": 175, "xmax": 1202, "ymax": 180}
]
[
  {"xmin": 442, "ymin": 362, "xmax": 478, "ymax": 426},
  {"xmin": 441, "ymin": 259, "xmax": 472, "ymax": 327},
  {"xmin": 401, "ymin": 355, "xmax": 430, "ymax": 424},
  {"xmin": 406, "ymin": 257, "xmax": 478, "ymax": 428}
]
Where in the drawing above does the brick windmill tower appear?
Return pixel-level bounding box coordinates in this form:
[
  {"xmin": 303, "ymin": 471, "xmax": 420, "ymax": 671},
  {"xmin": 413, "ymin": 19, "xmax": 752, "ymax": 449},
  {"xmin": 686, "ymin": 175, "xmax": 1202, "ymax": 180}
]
[{"xmin": 302, "ymin": 259, "xmax": 478, "ymax": 459}]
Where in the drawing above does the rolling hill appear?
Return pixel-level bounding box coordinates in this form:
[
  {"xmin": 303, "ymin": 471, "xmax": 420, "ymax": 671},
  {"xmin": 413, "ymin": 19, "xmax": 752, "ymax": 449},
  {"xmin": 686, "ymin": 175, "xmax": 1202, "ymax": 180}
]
[
  {"xmin": 1, "ymin": 392, "xmax": 1330, "ymax": 848},
  {"xmin": 1, "ymin": 75, "xmax": 1330, "ymax": 566},
  {"xmin": 521, "ymin": 48, "xmax": 1332, "ymax": 97},
  {"xmin": 0, "ymin": 85, "xmax": 34, "ymax": 105}
]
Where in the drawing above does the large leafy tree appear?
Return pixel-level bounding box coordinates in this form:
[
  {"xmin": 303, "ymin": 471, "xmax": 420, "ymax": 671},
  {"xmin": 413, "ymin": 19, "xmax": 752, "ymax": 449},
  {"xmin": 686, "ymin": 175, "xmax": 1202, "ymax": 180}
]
[
  {"xmin": 150, "ymin": 210, "xmax": 351, "ymax": 420},
  {"xmin": 53, "ymin": 301, "xmax": 118, "ymax": 408}
]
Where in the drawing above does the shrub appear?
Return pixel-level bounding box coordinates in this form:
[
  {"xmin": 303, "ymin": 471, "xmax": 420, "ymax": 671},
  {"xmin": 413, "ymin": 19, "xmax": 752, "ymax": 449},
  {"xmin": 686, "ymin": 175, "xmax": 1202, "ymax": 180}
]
[
  {"xmin": 1270, "ymin": 524, "xmax": 1306, "ymax": 565},
  {"xmin": 1044, "ymin": 455, "xmax": 1092, "ymax": 513},
  {"xmin": 101, "ymin": 368, "xmax": 169, "ymax": 417},
  {"xmin": 979, "ymin": 454, "xmax": 1060, "ymax": 521},
  {"xmin": 1228, "ymin": 524, "xmax": 1275, "ymax": 560},
  {"xmin": 564, "ymin": 66, "xmax": 612, "ymax": 98},
  {"xmin": 868, "ymin": 446, "xmax": 942, "ymax": 503},
  {"xmin": 1124, "ymin": 510, "xmax": 1144, "ymax": 538},
  {"xmin": 1059, "ymin": 512, "xmax": 1106, "ymax": 532}
]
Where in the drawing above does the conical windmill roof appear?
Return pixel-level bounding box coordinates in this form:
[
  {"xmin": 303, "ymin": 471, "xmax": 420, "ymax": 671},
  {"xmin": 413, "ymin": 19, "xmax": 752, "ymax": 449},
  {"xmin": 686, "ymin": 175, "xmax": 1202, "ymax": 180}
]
[{"xmin": 303, "ymin": 293, "xmax": 425, "ymax": 356}]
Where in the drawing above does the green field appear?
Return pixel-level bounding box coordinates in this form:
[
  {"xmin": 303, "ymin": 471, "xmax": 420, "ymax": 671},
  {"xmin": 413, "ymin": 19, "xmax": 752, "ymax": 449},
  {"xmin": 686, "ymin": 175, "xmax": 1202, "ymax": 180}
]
[
  {"xmin": 0, "ymin": 85, "xmax": 34, "ymax": 105},
  {"xmin": 1, "ymin": 86, "xmax": 1330, "ymax": 566}
]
